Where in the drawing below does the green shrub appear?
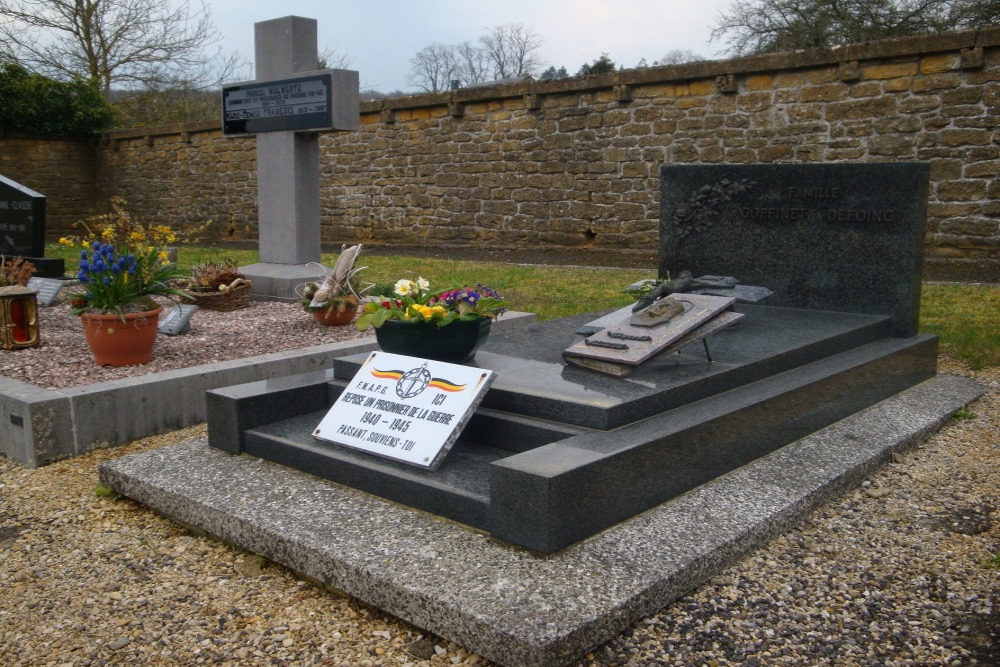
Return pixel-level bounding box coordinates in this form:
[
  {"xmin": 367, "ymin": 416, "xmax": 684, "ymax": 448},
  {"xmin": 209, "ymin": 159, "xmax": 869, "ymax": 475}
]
[{"xmin": 0, "ymin": 62, "xmax": 114, "ymax": 136}]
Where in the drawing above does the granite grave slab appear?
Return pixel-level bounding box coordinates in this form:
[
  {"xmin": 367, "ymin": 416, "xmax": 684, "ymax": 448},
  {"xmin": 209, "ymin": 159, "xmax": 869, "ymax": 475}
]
[{"xmin": 209, "ymin": 307, "xmax": 937, "ymax": 554}]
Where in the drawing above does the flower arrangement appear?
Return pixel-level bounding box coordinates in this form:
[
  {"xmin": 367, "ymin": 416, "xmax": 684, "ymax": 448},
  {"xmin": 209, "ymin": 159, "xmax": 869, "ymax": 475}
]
[
  {"xmin": 70, "ymin": 242, "xmax": 186, "ymax": 316},
  {"xmin": 355, "ymin": 277, "xmax": 509, "ymax": 331},
  {"xmin": 60, "ymin": 200, "xmax": 185, "ymax": 317},
  {"xmin": 60, "ymin": 196, "xmax": 177, "ymax": 255}
]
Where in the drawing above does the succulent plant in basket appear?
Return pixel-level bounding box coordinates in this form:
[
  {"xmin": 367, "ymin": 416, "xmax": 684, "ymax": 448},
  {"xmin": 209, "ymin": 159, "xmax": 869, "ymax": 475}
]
[{"xmin": 297, "ymin": 245, "xmax": 368, "ymax": 326}]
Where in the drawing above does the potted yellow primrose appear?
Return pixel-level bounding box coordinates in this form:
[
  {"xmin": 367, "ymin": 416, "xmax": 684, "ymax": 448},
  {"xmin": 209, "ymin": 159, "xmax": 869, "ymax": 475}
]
[{"xmin": 355, "ymin": 277, "xmax": 508, "ymax": 363}]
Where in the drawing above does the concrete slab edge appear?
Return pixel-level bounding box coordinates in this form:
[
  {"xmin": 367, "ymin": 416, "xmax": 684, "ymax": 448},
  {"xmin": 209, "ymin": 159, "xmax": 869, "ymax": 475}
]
[
  {"xmin": 99, "ymin": 374, "xmax": 983, "ymax": 667},
  {"xmin": 0, "ymin": 311, "xmax": 535, "ymax": 467}
]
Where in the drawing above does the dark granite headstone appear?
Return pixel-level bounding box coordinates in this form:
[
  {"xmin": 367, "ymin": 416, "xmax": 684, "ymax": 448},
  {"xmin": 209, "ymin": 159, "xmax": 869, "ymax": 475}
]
[
  {"xmin": 0, "ymin": 175, "xmax": 63, "ymax": 278},
  {"xmin": 658, "ymin": 163, "xmax": 930, "ymax": 337},
  {"xmin": 0, "ymin": 175, "xmax": 45, "ymax": 257}
]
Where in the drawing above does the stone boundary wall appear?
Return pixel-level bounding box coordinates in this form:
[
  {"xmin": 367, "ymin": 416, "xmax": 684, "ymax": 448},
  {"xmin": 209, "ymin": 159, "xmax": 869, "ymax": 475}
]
[
  {"xmin": 2, "ymin": 27, "xmax": 998, "ymax": 280},
  {"xmin": 0, "ymin": 135, "xmax": 104, "ymax": 234}
]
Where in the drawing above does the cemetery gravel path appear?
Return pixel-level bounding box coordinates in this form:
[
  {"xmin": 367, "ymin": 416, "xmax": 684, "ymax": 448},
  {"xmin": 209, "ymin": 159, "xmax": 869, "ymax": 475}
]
[{"xmin": 0, "ymin": 360, "xmax": 996, "ymax": 666}]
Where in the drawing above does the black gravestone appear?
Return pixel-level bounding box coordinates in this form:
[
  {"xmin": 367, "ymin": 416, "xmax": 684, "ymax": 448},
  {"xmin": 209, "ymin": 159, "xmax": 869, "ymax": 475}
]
[
  {"xmin": 0, "ymin": 175, "xmax": 45, "ymax": 256},
  {"xmin": 0, "ymin": 175, "xmax": 64, "ymax": 278},
  {"xmin": 658, "ymin": 163, "xmax": 929, "ymax": 338}
]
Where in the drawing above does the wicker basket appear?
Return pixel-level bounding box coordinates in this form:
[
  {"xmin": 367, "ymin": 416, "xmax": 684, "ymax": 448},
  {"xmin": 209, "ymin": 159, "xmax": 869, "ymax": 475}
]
[{"xmin": 181, "ymin": 278, "xmax": 252, "ymax": 312}]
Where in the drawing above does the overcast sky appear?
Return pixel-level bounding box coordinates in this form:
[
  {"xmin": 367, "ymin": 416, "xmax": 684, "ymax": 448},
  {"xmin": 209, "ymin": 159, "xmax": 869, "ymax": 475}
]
[{"xmin": 208, "ymin": 0, "xmax": 733, "ymax": 93}]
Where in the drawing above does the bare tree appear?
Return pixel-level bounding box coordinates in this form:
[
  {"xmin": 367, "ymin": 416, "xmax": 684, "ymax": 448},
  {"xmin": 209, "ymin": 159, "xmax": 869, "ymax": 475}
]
[
  {"xmin": 408, "ymin": 23, "xmax": 544, "ymax": 91},
  {"xmin": 317, "ymin": 47, "xmax": 353, "ymax": 71},
  {"xmin": 454, "ymin": 41, "xmax": 490, "ymax": 86},
  {"xmin": 712, "ymin": 0, "xmax": 1000, "ymax": 56},
  {"xmin": 479, "ymin": 23, "xmax": 543, "ymax": 80},
  {"xmin": 0, "ymin": 0, "xmax": 236, "ymax": 98},
  {"xmin": 655, "ymin": 49, "xmax": 707, "ymax": 65},
  {"xmin": 407, "ymin": 43, "xmax": 457, "ymax": 93}
]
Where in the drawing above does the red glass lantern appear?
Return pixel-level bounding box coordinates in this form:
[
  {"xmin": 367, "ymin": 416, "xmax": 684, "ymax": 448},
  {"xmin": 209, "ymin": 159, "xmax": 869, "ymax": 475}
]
[{"xmin": 0, "ymin": 286, "xmax": 40, "ymax": 350}]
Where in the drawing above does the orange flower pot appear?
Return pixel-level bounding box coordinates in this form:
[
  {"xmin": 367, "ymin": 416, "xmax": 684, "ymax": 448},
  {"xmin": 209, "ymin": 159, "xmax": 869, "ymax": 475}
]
[
  {"xmin": 311, "ymin": 304, "xmax": 357, "ymax": 326},
  {"xmin": 80, "ymin": 307, "xmax": 162, "ymax": 366}
]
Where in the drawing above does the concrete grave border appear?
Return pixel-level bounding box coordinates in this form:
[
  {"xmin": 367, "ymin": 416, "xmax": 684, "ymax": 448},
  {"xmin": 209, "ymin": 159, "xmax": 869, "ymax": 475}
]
[{"xmin": 0, "ymin": 311, "xmax": 534, "ymax": 467}]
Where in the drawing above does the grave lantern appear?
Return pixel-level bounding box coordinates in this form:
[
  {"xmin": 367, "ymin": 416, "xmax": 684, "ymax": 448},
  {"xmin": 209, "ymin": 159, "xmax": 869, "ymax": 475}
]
[{"xmin": 0, "ymin": 285, "xmax": 40, "ymax": 350}]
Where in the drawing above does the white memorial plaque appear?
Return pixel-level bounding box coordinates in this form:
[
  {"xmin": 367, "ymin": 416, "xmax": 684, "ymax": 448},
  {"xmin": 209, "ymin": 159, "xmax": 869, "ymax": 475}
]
[{"xmin": 313, "ymin": 351, "xmax": 495, "ymax": 470}]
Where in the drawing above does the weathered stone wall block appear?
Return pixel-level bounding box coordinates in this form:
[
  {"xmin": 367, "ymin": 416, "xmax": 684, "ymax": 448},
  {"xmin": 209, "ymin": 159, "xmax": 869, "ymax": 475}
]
[{"xmin": 1, "ymin": 29, "xmax": 998, "ymax": 280}]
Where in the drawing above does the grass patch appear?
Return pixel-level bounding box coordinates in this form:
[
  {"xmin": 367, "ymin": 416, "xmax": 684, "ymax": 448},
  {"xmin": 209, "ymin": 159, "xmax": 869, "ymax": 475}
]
[
  {"xmin": 344, "ymin": 254, "xmax": 648, "ymax": 320},
  {"xmin": 94, "ymin": 484, "xmax": 119, "ymax": 499},
  {"xmin": 920, "ymin": 283, "xmax": 1000, "ymax": 370},
  {"xmin": 46, "ymin": 243, "xmax": 650, "ymax": 321},
  {"xmin": 44, "ymin": 244, "xmax": 1000, "ymax": 367}
]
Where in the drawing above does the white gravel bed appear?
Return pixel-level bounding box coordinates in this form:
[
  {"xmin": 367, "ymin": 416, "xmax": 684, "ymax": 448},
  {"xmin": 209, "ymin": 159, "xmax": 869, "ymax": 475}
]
[
  {"xmin": 2, "ymin": 297, "xmax": 371, "ymax": 390},
  {"xmin": 0, "ymin": 359, "xmax": 997, "ymax": 665}
]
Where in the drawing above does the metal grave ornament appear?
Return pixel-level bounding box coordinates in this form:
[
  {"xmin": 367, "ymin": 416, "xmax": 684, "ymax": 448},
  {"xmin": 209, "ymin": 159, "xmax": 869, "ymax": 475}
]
[
  {"xmin": 313, "ymin": 351, "xmax": 495, "ymax": 470},
  {"xmin": 563, "ymin": 293, "xmax": 742, "ymax": 378}
]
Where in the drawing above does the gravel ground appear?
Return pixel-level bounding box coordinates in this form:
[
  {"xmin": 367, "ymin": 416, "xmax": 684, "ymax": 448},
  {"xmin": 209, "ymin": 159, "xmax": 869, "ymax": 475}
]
[
  {"xmin": 3, "ymin": 297, "xmax": 371, "ymax": 390},
  {"xmin": 0, "ymin": 313, "xmax": 997, "ymax": 664}
]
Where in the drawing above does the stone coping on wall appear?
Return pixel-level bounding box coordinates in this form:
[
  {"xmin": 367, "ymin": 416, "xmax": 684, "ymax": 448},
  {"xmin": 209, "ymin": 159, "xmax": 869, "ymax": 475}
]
[{"xmin": 102, "ymin": 26, "xmax": 1000, "ymax": 143}]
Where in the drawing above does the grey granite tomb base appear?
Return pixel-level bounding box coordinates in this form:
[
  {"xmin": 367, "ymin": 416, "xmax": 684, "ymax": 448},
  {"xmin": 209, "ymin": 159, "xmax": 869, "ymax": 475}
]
[{"xmin": 99, "ymin": 373, "xmax": 983, "ymax": 667}]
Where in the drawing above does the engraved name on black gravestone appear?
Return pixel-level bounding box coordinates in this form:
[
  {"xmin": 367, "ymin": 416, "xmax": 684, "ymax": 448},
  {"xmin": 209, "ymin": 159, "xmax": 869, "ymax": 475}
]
[
  {"xmin": 0, "ymin": 175, "xmax": 46, "ymax": 257},
  {"xmin": 658, "ymin": 163, "xmax": 930, "ymax": 338}
]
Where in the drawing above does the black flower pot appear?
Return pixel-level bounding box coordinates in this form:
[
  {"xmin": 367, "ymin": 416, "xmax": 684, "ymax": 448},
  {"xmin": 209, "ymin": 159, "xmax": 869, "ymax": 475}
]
[{"xmin": 374, "ymin": 318, "xmax": 492, "ymax": 363}]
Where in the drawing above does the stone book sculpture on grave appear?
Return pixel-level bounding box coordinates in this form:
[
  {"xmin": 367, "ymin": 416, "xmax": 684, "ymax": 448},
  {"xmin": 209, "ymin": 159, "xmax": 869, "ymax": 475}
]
[{"xmin": 562, "ymin": 293, "xmax": 744, "ymax": 377}]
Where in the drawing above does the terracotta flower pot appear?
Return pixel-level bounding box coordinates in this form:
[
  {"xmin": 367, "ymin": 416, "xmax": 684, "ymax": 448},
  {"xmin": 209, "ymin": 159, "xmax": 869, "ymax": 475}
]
[
  {"xmin": 374, "ymin": 318, "xmax": 491, "ymax": 363},
  {"xmin": 80, "ymin": 307, "xmax": 162, "ymax": 367},
  {"xmin": 311, "ymin": 304, "xmax": 358, "ymax": 326}
]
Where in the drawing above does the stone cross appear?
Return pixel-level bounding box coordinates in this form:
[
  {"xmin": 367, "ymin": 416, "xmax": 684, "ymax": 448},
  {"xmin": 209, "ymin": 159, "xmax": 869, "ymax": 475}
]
[{"xmin": 239, "ymin": 16, "xmax": 359, "ymax": 302}]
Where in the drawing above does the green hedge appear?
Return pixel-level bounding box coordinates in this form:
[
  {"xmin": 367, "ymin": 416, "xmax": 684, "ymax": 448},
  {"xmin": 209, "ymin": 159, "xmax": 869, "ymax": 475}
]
[{"xmin": 0, "ymin": 62, "xmax": 114, "ymax": 137}]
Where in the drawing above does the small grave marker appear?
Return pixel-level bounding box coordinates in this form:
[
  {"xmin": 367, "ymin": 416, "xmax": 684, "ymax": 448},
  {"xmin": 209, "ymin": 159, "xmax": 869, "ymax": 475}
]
[
  {"xmin": 26, "ymin": 277, "xmax": 65, "ymax": 306},
  {"xmin": 157, "ymin": 304, "xmax": 198, "ymax": 335},
  {"xmin": 314, "ymin": 351, "xmax": 495, "ymax": 470}
]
